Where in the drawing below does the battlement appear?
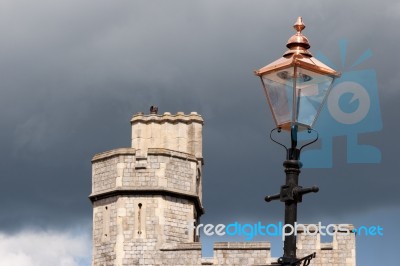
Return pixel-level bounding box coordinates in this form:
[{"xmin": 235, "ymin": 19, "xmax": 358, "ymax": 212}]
[
  {"xmin": 159, "ymin": 242, "xmax": 272, "ymax": 265},
  {"xmin": 131, "ymin": 111, "xmax": 203, "ymax": 159},
  {"xmin": 296, "ymin": 224, "xmax": 356, "ymax": 265}
]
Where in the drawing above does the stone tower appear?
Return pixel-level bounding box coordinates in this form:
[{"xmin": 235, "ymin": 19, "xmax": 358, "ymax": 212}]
[{"xmin": 90, "ymin": 110, "xmax": 204, "ymax": 265}]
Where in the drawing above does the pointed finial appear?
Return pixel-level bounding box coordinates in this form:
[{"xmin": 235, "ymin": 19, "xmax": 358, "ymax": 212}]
[
  {"xmin": 293, "ymin": 17, "xmax": 305, "ymax": 33},
  {"xmin": 285, "ymin": 17, "xmax": 311, "ymax": 55}
]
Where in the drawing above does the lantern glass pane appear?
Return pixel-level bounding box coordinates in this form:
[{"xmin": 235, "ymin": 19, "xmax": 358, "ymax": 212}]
[
  {"xmin": 261, "ymin": 66, "xmax": 334, "ymax": 130},
  {"xmin": 261, "ymin": 70, "xmax": 294, "ymax": 129},
  {"xmin": 294, "ymin": 67, "xmax": 334, "ymax": 128}
]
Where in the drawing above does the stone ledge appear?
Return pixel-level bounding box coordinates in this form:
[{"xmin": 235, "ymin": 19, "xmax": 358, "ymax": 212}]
[
  {"xmin": 160, "ymin": 242, "xmax": 202, "ymax": 251},
  {"xmin": 92, "ymin": 148, "xmax": 136, "ymax": 162},
  {"xmin": 148, "ymin": 148, "xmax": 200, "ymax": 162},
  {"xmin": 90, "ymin": 186, "xmax": 199, "ymax": 198},
  {"xmin": 91, "ymin": 147, "xmax": 201, "ymax": 163},
  {"xmin": 201, "ymin": 257, "xmax": 214, "ymax": 265},
  {"xmin": 320, "ymin": 243, "xmax": 334, "ymax": 250},
  {"xmin": 88, "ymin": 187, "xmax": 205, "ymax": 215}
]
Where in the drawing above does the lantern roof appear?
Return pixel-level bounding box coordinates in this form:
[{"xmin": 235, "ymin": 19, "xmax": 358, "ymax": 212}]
[{"xmin": 254, "ymin": 17, "xmax": 341, "ymax": 78}]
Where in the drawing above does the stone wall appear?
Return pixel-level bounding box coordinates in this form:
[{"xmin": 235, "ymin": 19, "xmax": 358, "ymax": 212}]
[
  {"xmin": 91, "ymin": 149, "xmax": 200, "ymax": 198},
  {"xmin": 92, "ymin": 194, "xmax": 199, "ymax": 266},
  {"xmin": 296, "ymin": 224, "xmax": 356, "ymax": 266},
  {"xmin": 213, "ymin": 242, "xmax": 271, "ymax": 265},
  {"xmin": 160, "ymin": 243, "xmax": 203, "ymax": 266}
]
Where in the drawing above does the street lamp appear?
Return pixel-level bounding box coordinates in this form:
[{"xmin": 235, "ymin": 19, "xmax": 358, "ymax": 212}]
[{"xmin": 254, "ymin": 17, "xmax": 340, "ymax": 266}]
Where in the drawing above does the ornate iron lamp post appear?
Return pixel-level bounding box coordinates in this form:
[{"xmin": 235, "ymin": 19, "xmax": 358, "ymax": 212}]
[{"xmin": 254, "ymin": 17, "xmax": 341, "ymax": 266}]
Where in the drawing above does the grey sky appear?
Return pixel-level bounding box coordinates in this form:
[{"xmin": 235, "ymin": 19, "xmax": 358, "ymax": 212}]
[{"xmin": 0, "ymin": 0, "xmax": 399, "ymax": 265}]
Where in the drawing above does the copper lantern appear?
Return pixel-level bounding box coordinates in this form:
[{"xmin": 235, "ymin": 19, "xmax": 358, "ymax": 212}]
[{"xmin": 254, "ymin": 17, "xmax": 341, "ymax": 132}]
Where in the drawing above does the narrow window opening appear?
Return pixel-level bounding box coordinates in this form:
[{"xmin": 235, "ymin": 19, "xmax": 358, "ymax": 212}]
[
  {"xmin": 102, "ymin": 205, "xmax": 110, "ymax": 241},
  {"xmin": 196, "ymin": 168, "xmax": 201, "ymax": 194},
  {"xmin": 138, "ymin": 203, "xmax": 142, "ymax": 235}
]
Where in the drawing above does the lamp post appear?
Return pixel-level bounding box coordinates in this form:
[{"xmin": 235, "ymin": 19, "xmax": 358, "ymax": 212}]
[{"xmin": 254, "ymin": 17, "xmax": 341, "ymax": 266}]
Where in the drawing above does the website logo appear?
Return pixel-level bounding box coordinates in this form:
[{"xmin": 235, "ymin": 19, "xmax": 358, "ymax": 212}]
[
  {"xmin": 301, "ymin": 40, "xmax": 382, "ymax": 168},
  {"xmin": 188, "ymin": 220, "xmax": 383, "ymax": 241}
]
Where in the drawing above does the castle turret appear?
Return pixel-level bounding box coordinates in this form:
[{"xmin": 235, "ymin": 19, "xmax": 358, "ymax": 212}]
[{"xmin": 90, "ymin": 109, "xmax": 204, "ymax": 265}]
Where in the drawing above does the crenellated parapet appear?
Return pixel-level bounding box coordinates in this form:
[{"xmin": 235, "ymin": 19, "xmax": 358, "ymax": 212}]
[
  {"xmin": 131, "ymin": 111, "xmax": 203, "ymax": 159},
  {"xmin": 296, "ymin": 224, "xmax": 356, "ymax": 266}
]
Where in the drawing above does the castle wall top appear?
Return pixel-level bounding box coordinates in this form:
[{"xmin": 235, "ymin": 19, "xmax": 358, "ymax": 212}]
[{"xmin": 131, "ymin": 111, "xmax": 203, "ymax": 159}]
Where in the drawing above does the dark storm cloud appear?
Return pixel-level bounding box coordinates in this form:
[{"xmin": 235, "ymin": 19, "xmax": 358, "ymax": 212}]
[{"xmin": 0, "ymin": 2, "xmax": 399, "ymax": 264}]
